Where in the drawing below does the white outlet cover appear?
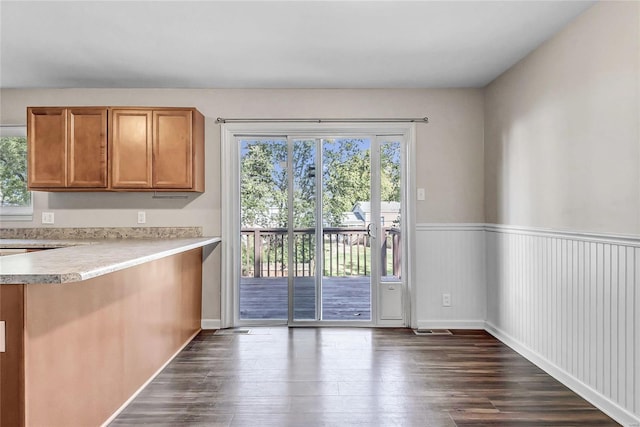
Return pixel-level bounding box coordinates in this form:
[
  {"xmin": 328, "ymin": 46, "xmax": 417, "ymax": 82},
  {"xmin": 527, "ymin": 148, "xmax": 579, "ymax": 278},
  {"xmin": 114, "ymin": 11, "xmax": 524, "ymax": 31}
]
[
  {"xmin": 137, "ymin": 211, "xmax": 146, "ymax": 224},
  {"xmin": 442, "ymin": 293, "xmax": 451, "ymax": 307},
  {"xmin": 42, "ymin": 212, "xmax": 55, "ymax": 224}
]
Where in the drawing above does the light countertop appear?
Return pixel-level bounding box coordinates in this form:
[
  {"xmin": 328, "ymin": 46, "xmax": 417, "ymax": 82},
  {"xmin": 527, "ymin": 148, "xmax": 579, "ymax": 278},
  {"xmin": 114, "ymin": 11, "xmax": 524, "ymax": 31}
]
[{"xmin": 0, "ymin": 237, "xmax": 220, "ymax": 285}]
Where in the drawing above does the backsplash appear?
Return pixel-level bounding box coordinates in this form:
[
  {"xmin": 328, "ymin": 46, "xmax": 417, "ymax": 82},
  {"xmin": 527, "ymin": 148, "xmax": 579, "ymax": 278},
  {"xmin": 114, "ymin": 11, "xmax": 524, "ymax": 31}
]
[{"xmin": 0, "ymin": 227, "xmax": 203, "ymax": 239}]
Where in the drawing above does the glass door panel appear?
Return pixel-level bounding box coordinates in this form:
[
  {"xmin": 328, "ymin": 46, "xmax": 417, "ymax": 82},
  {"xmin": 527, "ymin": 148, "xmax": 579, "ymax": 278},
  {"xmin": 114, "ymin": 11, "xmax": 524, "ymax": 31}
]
[
  {"xmin": 321, "ymin": 138, "xmax": 372, "ymax": 320},
  {"xmin": 376, "ymin": 138, "xmax": 404, "ymax": 322},
  {"xmin": 379, "ymin": 140, "xmax": 402, "ymax": 282},
  {"xmin": 239, "ymin": 138, "xmax": 288, "ymax": 320},
  {"xmin": 291, "ymin": 139, "xmax": 317, "ymax": 321}
]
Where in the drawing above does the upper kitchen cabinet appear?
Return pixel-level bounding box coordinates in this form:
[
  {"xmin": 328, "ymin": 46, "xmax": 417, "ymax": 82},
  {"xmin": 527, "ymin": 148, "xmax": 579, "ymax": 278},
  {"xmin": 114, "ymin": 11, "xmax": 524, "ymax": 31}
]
[
  {"xmin": 109, "ymin": 109, "xmax": 153, "ymax": 189},
  {"xmin": 27, "ymin": 107, "xmax": 108, "ymax": 190},
  {"xmin": 26, "ymin": 106, "xmax": 204, "ymax": 192},
  {"xmin": 110, "ymin": 108, "xmax": 204, "ymax": 192}
]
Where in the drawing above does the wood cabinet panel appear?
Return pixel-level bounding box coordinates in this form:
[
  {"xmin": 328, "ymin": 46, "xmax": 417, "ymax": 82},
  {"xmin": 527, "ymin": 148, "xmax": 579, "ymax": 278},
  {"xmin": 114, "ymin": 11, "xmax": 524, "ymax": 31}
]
[
  {"xmin": 181, "ymin": 249, "xmax": 203, "ymax": 337},
  {"xmin": 191, "ymin": 110, "xmax": 205, "ymax": 193},
  {"xmin": 153, "ymin": 110, "xmax": 192, "ymax": 188},
  {"xmin": 110, "ymin": 109, "xmax": 153, "ymax": 189},
  {"xmin": 68, "ymin": 108, "xmax": 107, "ymax": 188},
  {"xmin": 22, "ymin": 249, "xmax": 202, "ymax": 427},
  {"xmin": 0, "ymin": 285, "xmax": 25, "ymax": 427},
  {"xmin": 27, "ymin": 108, "xmax": 67, "ymax": 187}
]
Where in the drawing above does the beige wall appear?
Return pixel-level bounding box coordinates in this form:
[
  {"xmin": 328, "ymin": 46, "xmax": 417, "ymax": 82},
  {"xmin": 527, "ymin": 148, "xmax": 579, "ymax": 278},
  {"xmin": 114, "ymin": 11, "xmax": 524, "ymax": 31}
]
[
  {"xmin": 0, "ymin": 88, "xmax": 485, "ymax": 320},
  {"xmin": 484, "ymin": 1, "xmax": 640, "ymax": 235}
]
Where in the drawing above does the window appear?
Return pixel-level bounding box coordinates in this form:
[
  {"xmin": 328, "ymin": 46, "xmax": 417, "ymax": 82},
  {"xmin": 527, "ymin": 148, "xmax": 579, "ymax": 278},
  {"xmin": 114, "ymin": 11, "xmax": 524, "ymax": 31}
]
[{"xmin": 0, "ymin": 126, "xmax": 32, "ymax": 218}]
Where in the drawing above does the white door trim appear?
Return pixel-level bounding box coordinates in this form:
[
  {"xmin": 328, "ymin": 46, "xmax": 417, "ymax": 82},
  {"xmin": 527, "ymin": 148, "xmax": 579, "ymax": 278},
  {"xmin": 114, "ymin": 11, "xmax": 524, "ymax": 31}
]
[{"xmin": 220, "ymin": 122, "xmax": 416, "ymax": 328}]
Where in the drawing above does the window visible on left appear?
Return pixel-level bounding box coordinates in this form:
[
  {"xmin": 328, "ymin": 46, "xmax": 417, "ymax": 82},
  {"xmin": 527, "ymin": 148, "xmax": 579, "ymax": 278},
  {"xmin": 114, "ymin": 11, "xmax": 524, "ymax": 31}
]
[{"xmin": 0, "ymin": 126, "xmax": 32, "ymax": 218}]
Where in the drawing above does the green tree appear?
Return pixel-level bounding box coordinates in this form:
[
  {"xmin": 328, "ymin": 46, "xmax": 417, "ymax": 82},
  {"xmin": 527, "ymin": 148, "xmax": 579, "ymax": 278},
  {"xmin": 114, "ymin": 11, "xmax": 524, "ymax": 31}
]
[
  {"xmin": 240, "ymin": 138, "xmax": 401, "ymax": 229},
  {"xmin": 322, "ymin": 138, "xmax": 371, "ymax": 226},
  {"xmin": 380, "ymin": 143, "xmax": 401, "ymax": 203},
  {"xmin": 291, "ymin": 140, "xmax": 316, "ymax": 228},
  {"xmin": 0, "ymin": 136, "xmax": 30, "ymax": 207},
  {"xmin": 240, "ymin": 140, "xmax": 286, "ymax": 228},
  {"xmin": 239, "ymin": 138, "xmax": 402, "ymax": 273}
]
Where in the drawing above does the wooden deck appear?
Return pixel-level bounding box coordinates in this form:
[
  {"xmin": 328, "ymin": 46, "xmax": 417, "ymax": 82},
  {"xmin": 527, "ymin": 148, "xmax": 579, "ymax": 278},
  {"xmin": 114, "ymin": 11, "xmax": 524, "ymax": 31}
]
[{"xmin": 240, "ymin": 276, "xmax": 371, "ymax": 321}]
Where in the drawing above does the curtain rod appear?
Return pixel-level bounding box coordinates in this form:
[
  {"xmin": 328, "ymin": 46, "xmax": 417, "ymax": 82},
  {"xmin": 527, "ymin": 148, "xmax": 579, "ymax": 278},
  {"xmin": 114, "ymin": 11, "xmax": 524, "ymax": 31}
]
[{"xmin": 216, "ymin": 117, "xmax": 428, "ymax": 124}]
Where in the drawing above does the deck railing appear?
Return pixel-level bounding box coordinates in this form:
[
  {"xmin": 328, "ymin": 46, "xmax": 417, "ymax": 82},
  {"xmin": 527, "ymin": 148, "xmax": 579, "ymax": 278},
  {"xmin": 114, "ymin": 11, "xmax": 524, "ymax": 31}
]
[{"xmin": 241, "ymin": 227, "xmax": 401, "ymax": 278}]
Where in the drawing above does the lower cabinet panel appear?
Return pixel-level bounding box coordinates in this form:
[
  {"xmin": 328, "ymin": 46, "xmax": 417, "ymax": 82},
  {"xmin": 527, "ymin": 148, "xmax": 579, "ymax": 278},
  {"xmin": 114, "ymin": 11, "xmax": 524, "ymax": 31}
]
[
  {"xmin": 0, "ymin": 285, "xmax": 25, "ymax": 427},
  {"xmin": 0, "ymin": 248, "xmax": 202, "ymax": 427}
]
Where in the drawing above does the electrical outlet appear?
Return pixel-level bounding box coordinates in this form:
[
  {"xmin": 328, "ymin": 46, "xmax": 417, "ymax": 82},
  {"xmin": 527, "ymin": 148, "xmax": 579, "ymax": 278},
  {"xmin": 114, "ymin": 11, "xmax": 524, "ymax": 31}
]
[
  {"xmin": 137, "ymin": 211, "xmax": 146, "ymax": 224},
  {"xmin": 417, "ymin": 188, "xmax": 426, "ymax": 201},
  {"xmin": 42, "ymin": 212, "xmax": 55, "ymax": 224},
  {"xmin": 442, "ymin": 293, "xmax": 451, "ymax": 307}
]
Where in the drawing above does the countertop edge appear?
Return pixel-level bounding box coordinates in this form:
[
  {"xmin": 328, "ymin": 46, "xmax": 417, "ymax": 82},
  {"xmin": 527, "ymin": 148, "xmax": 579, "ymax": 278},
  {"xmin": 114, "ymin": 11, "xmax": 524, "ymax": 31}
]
[
  {"xmin": 73, "ymin": 238, "xmax": 221, "ymax": 283},
  {"xmin": 0, "ymin": 237, "xmax": 221, "ymax": 285}
]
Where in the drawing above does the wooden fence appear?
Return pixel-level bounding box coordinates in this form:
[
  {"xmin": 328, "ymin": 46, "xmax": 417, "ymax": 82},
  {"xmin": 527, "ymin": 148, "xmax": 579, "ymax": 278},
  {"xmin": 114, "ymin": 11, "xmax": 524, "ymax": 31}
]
[{"xmin": 240, "ymin": 227, "xmax": 401, "ymax": 278}]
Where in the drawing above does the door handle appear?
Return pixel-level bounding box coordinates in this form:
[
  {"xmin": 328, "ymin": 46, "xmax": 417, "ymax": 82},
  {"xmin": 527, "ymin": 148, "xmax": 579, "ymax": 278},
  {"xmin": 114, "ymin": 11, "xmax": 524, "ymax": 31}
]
[{"xmin": 367, "ymin": 223, "xmax": 376, "ymax": 239}]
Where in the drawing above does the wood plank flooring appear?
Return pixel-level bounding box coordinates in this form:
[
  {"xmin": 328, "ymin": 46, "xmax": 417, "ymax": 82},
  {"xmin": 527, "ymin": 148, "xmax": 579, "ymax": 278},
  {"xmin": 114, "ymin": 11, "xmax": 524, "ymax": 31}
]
[{"xmin": 110, "ymin": 328, "xmax": 619, "ymax": 427}]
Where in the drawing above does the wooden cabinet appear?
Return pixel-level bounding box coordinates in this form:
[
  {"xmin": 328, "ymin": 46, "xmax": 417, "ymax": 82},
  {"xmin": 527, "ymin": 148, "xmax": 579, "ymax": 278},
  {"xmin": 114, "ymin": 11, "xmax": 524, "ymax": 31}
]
[
  {"xmin": 27, "ymin": 106, "xmax": 204, "ymax": 192},
  {"xmin": 68, "ymin": 108, "xmax": 108, "ymax": 187},
  {"xmin": 110, "ymin": 108, "xmax": 204, "ymax": 191},
  {"xmin": 153, "ymin": 110, "xmax": 193, "ymax": 189},
  {"xmin": 27, "ymin": 108, "xmax": 67, "ymax": 188},
  {"xmin": 110, "ymin": 109, "xmax": 153, "ymax": 188},
  {"xmin": 0, "ymin": 248, "xmax": 204, "ymax": 427},
  {"xmin": 27, "ymin": 107, "xmax": 108, "ymax": 189}
]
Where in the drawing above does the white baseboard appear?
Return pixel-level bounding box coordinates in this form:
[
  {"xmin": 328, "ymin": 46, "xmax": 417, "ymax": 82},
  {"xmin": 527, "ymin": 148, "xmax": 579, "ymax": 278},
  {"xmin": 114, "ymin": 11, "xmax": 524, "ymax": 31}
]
[
  {"xmin": 485, "ymin": 322, "xmax": 640, "ymax": 427},
  {"xmin": 417, "ymin": 319, "xmax": 485, "ymax": 330},
  {"xmin": 201, "ymin": 319, "xmax": 221, "ymax": 330}
]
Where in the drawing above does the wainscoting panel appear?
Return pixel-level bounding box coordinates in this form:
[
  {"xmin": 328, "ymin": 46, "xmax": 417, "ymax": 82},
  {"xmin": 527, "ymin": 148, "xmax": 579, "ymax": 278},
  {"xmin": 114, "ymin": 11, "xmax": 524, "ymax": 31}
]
[
  {"xmin": 415, "ymin": 224, "xmax": 486, "ymax": 329},
  {"xmin": 486, "ymin": 226, "xmax": 639, "ymax": 425}
]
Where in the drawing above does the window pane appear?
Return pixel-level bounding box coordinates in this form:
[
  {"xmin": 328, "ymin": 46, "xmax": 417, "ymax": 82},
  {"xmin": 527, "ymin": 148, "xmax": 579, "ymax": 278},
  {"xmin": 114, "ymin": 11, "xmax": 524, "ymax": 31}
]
[
  {"xmin": 239, "ymin": 138, "xmax": 289, "ymax": 320},
  {"xmin": 380, "ymin": 141, "xmax": 401, "ymax": 282},
  {"xmin": 0, "ymin": 135, "xmax": 31, "ymax": 209}
]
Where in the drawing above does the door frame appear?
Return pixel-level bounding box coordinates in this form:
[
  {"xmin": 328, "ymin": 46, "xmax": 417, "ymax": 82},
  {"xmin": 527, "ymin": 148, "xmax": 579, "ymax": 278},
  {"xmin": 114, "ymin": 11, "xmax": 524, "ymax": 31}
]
[{"xmin": 220, "ymin": 122, "xmax": 417, "ymax": 328}]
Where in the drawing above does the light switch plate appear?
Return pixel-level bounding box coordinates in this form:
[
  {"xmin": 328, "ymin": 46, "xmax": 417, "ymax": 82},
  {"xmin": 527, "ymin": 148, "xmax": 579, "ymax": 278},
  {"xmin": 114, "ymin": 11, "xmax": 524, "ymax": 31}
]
[
  {"xmin": 42, "ymin": 212, "xmax": 55, "ymax": 224},
  {"xmin": 417, "ymin": 188, "xmax": 426, "ymax": 201},
  {"xmin": 0, "ymin": 321, "xmax": 5, "ymax": 353}
]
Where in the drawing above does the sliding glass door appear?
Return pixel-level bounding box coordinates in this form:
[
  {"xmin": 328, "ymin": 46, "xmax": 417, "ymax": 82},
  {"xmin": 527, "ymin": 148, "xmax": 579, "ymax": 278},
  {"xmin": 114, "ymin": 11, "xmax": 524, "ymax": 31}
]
[
  {"xmin": 290, "ymin": 138, "xmax": 318, "ymax": 321},
  {"xmin": 239, "ymin": 138, "xmax": 289, "ymax": 321},
  {"xmin": 238, "ymin": 134, "xmax": 404, "ymax": 325},
  {"xmin": 319, "ymin": 137, "xmax": 372, "ymax": 321}
]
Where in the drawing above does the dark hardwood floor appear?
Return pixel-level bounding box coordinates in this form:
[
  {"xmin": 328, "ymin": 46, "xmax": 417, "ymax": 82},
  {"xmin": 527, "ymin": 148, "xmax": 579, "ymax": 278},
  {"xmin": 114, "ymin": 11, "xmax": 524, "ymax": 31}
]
[{"xmin": 110, "ymin": 328, "xmax": 619, "ymax": 427}]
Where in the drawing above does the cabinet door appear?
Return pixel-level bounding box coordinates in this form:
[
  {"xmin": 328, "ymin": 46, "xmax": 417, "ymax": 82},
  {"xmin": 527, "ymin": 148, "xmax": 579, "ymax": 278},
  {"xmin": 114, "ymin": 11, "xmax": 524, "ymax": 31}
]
[
  {"xmin": 152, "ymin": 110, "xmax": 193, "ymax": 189},
  {"xmin": 28, "ymin": 107, "xmax": 67, "ymax": 188},
  {"xmin": 110, "ymin": 109, "xmax": 152, "ymax": 188},
  {"xmin": 67, "ymin": 108, "xmax": 107, "ymax": 188}
]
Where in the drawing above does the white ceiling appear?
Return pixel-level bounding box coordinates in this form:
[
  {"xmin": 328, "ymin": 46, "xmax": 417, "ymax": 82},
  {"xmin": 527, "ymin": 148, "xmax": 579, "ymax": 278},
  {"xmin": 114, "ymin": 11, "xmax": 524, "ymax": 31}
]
[{"xmin": 0, "ymin": 1, "xmax": 595, "ymax": 89}]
